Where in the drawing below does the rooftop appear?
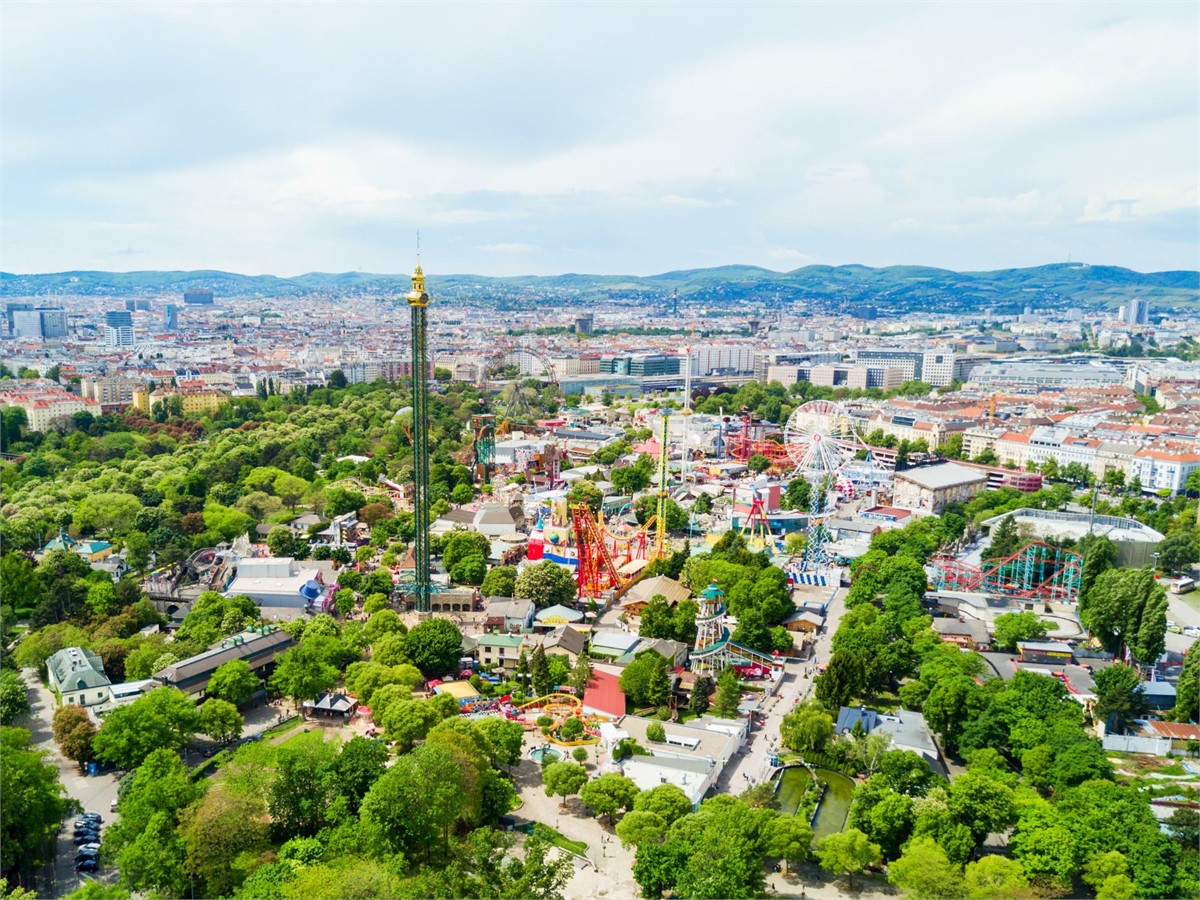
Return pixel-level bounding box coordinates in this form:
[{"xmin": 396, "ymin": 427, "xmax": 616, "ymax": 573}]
[{"xmin": 895, "ymin": 462, "xmax": 989, "ymax": 490}]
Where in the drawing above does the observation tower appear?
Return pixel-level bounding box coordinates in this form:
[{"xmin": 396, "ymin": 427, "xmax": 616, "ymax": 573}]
[{"xmin": 406, "ymin": 258, "xmax": 433, "ymax": 612}]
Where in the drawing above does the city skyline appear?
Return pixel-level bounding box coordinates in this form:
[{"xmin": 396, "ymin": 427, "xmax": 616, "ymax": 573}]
[{"xmin": 3, "ymin": 1, "xmax": 1198, "ymax": 276}]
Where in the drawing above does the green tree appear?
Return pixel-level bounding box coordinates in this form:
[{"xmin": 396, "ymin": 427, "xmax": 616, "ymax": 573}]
[
  {"xmin": 0, "ymin": 727, "xmax": 76, "ymax": 874},
  {"xmin": 619, "ymin": 650, "xmax": 669, "ymax": 707},
  {"xmin": 633, "ymin": 783, "xmax": 693, "ymax": 825},
  {"xmin": 360, "ymin": 742, "xmax": 467, "ymax": 861},
  {"xmin": 116, "ymin": 810, "xmax": 188, "ymax": 897},
  {"xmin": 713, "ymin": 666, "xmax": 741, "ymax": 718},
  {"xmin": 269, "ymin": 643, "xmax": 339, "ymax": 707},
  {"xmin": 266, "ymin": 526, "xmax": 297, "ymax": 558},
  {"xmin": 984, "ymin": 515, "xmax": 1020, "ymax": 559},
  {"xmin": 568, "ymin": 650, "xmax": 592, "ymax": 695},
  {"xmin": 542, "ymin": 761, "xmax": 588, "ymax": 808},
  {"xmin": 379, "ymin": 698, "xmax": 446, "ymax": 752},
  {"xmin": 887, "ymin": 836, "xmax": 963, "ymax": 899},
  {"xmin": 616, "ymin": 810, "xmax": 667, "ymax": 849},
  {"xmin": 403, "ymin": 617, "xmax": 463, "ymax": 675},
  {"xmin": 816, "ymin": 650, "xmax": 866, "ymax": 709},
  {"xmin": 816, "ymin": 827, "xmax": 881, "ymax": 889},
  {"xmin": 567, "ymin": 480, "xmax": 603, "ymax": 515},
  {"xmin": 530, "ymin": 644, "xmax": 552, "ymax": 698},
  {"xmin": 923, "ymin": 675, "xmax": 987, "ymax": 754},
  {"xmin": 991, "ymin": 612, "xmax": 1049, "ymax": 651},
  {"xmin": 106, "ymin": 748, "xmax": 201, "ymax": 853},
  {"xmin": 580, "ymin": 772, "xmax": 640, "ymax": 823},
  {"xmin": 780, "ymin": 703, "xmax": 833, "ymax": 753},
  {"xmin": 514, "ymin": 560, "xmax": 578, "ymax": 608},
  {"xmin": 747, "ymin": 453, "xmax": 772, "ymax": 474},
  {"xmin": 1157, "ymin": 531, "xmax": 1198, "ymax": 574},
  {"xmin": 480, "ymin": 565, "xmax": 517, "ymax": 598},
  {"xmin": 767, "ymin": 814, "xmax": 814, "ymax": 872},
  {"xmin": 947, "ymin": 772, "xmax": 1015, "ymax": 843},
  {"xmin": 179, "ymin": 789, "xmax": 270, "ymax": 897},
  {"xmin": 1173, "ymin": 641, "xmax": 1199, "ymax": 723},
  {"xmin": 0, "ymin": 671, "xmax": 30, "ymax": 726},
  {"xmin": 93, "ymin": 687, "xmax": 199, "ymax": 769},
  {"xmin": 1092, "ymin": 664, "xmax": 1147, "ymax": 729},
  {"xmin": 632, "ymin": 840, "xmax": 690, "ymax": 899},
  {"xmin": 962, "ymin": 855, "xmax": 1031, "ymax": 899},
  {"xmin": 688, "ymin": 675, "xmax": 712, "ymax": 716},
  {"xmin": 334, "ymin": 734, "xmax": 390, "ymax": 814},
  {"xmin": 197, "ymin": 697, "xmax": 243, "ymax": 743},
  {"xmin": 206, "ymin": 658, "xmax": 260, "ymax": 707},
  {"xmin": 268, "ymin": 731, "xmax": 339, "ymax": 840}
]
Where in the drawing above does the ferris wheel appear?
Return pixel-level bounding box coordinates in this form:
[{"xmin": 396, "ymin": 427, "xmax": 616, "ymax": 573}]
[
  {"xmin": 783, "ymin": 399, "xmax": 861, "ymax": 480},
  {"xmin": 782, "ymin": 400, "xmax": 864, "ymax": 580}
]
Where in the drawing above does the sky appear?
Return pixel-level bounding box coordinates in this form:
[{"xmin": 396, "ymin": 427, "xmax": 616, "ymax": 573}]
[{"xmin": 2, "ymin": 1, "xmax": 1198, "ymax": 277}]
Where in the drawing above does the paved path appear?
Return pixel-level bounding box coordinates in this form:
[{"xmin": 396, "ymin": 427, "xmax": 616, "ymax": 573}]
[
  {"xmin": 19, "ymin": 669, "xmax": 121, "ymax": 899},
  {"xmin": 717, "ymin": 587, "xmax": 848, "ymax": 793},
  {"xmin": 509, "ymin": 732, "xmax": 640, "ymax": 900}
]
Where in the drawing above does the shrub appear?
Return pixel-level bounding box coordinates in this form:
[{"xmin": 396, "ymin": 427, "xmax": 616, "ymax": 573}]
[{"xmin": 646, "ymin": 721, "xmax": 666, "ymax": 742}]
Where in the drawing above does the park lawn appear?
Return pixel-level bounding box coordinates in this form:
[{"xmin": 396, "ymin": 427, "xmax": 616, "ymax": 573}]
[{"xmin": 533, "ymin": 823, "xmax": 588, "ymax": 856}]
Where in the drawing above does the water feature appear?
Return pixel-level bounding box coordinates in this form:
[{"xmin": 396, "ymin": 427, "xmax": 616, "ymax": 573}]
[
  {"xmin": 775, "ymin": 765, "xmax": 855, "ymax": 841},
  {"xmin": 529, "ymin": 745, "xmax": 563, "ymax": 764}
]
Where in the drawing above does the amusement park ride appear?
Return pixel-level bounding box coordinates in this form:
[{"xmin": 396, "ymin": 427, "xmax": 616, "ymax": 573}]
[
  {"xmin": 572, "ymin": 413, "xmax": 673, "ymax": 600},
  {"xmin": 931, "ymin": 542, "xmax": 1082, "ymax": 603}
]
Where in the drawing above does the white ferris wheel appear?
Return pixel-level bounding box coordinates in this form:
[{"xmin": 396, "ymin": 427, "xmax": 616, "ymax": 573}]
[{"xmin": 783, "ymin": 399, "xmax": 862, "ymax": 482}]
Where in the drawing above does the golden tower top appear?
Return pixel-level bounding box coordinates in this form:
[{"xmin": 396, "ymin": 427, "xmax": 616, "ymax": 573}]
[{"xmin": 406, "ymin": 260, "xmax": 429, "ymax": 308}]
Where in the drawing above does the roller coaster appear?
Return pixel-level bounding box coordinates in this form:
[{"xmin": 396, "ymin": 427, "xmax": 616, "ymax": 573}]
[
  {"xmin": 930, "ymin": 541, "xmax": 1083, "ymax": 604},
  {"xmin": 571, "ymin": 414, "xmax": 672, "ymax": 599}
]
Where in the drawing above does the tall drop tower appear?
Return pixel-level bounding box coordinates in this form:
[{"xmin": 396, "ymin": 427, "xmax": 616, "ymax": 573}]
[{"xmin": 406, "ymin": 258, "xmax": 433, "ymax": 613}]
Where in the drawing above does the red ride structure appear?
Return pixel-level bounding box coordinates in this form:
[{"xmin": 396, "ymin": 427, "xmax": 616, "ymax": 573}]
[
  {"xmin": 931, "ymin": 541, "xmax": 1083, "ymax": 604},
  {"xmin": 571, "ymin": 502, "xmax": 665, "ymax": 600}
]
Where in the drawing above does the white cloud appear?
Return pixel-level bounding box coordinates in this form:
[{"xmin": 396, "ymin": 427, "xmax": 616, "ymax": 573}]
[{"xmin": 1, "ymin": 1, "xmax": 1196, "ymax": 274}]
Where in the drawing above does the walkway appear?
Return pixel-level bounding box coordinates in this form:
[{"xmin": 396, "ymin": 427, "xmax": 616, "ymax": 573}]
[
  {"xmin": 19, "ymin": 669, "xmax": 121, "ymax": 898},
  {"xmin": 718, "ymin": 587, "xmax": 848, "ymax": 792},
  {"xmin": 509, "ymin": 732, "xmax": 639, "ymax": 900}
]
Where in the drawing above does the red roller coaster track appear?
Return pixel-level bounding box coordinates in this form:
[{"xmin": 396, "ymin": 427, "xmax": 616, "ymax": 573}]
[{"xmin": 931, "ymin": 541, "xmax": 1082, "ymax": 603}]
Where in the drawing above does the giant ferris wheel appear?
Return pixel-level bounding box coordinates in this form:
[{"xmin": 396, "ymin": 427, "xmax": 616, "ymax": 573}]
[{"xmin": 783, "ymin": 400, "xmax": 865, "ymax": 580}]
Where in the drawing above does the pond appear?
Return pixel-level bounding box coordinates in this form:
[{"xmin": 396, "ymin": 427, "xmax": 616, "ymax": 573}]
[
  {"xmin": 528, "ymin": 745, "xmax": 563, "ymax": 764},
  {"xmin": 775, "ymin": 765, "xmax": 855, "ymax": 842}
]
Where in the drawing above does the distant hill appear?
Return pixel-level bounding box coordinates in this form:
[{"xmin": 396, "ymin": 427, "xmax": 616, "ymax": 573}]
[{"xmin": 1, "ymin": 262, "xmax": 1196, "ymax": 312}]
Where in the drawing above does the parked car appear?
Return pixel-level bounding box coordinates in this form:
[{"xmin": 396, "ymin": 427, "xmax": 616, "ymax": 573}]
[
  {"xmin": 1183, "ymin": 626, "xmax": 1200, "ymax": 638},
  {"xmin": 75, "ymin": 859, "xmax": 99, "ymax": 873},
  {"xmin": 1167, "ymin": 620, "xmax": 1182, "ymax": 633},
  {"xmin": 73, "ymin": 833, "xmax": 101, "ymax": 846},
  {"xmin": 75, "ymin": 843, "xmax": 101, "ymax": 855},
  {"xmin": 74, "ymin": 850, "xmax": 100, "ymax": 863}
]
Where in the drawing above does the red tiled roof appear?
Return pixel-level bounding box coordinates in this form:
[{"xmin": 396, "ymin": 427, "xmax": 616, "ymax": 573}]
[{"xmin": 582, "ymin": 669, "xmax": 626, "ymax": 718}]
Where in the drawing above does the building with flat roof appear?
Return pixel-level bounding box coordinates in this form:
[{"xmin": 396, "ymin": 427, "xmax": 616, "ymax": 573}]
[
  {"xmin": 892, "ymin": 463, "xmax": 988, "ymax": 512},
  {"xmin": 980, "ymin": 508, "xmax": 1163, "ymax": 568},
  {"xmin": 225, "ymin": 557, "xmax": 325, "ymax": 608},
  {"xmin": 607, "ymin": 714, "xmax": 748, "ymax": 807}
]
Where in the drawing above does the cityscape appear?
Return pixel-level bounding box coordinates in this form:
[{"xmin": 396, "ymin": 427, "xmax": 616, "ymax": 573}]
[{"xmin": 2, "ymin": 3, "xmax": 1199, "ymax": 900}]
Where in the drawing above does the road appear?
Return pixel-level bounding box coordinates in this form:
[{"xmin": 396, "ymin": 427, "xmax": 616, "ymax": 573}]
[
  {"xmin": 716, "ymin": 586, "xmax": 847, "ymax": 791},
  {"xmin": 1166, "ymin": 590, "xmax": 1200, "ymax": 656},
  {"xmin": 19, "ymin": 669, "xmax": 121, "ymax": 899}
]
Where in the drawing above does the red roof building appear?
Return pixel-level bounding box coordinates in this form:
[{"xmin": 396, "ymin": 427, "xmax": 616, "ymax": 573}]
[{"xmin": 582, "ymin": 668, "xmax": 626, "ymax": 718}]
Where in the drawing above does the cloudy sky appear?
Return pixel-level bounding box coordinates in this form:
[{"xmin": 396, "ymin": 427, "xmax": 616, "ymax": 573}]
[{"xmin": 3, "ymin": 1, "xmax": 1197, "ymax": 276}]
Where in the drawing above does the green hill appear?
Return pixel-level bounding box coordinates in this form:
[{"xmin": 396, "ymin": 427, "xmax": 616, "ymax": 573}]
[{"xmin": 1, "ymin": 262, "xmax": 1195, "ymax": 311}]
